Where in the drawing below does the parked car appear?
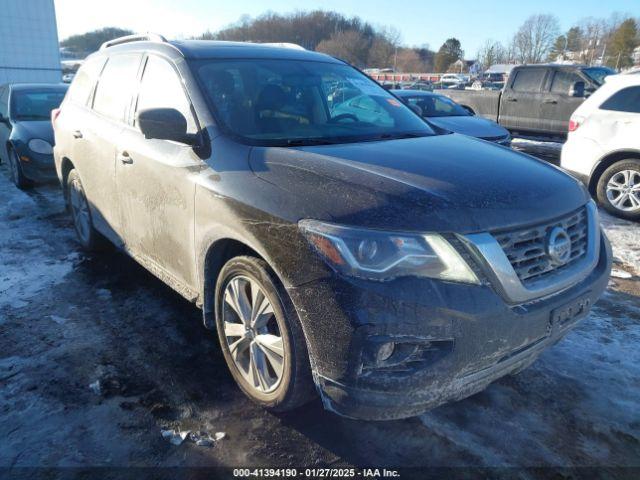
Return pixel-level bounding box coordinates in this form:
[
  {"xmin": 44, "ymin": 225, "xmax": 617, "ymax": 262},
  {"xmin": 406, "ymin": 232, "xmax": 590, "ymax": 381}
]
[
  {"xmin": 561, "ymin": 74, "xmax": 640, "ymax": 221},
  {"xmin": 439, "ymin": 73, "xmax": 467, "ymax": 87},
  {"xmin": 404, "ymin": 80, "xmax": 434, "ymax": 91},
  {"xmin": 0, "ymin": 83, "xmax": 68, "ymax": 188},
  {"xmin": 54, "ymin": 34, "xmax": 611, "ymax": 421},
  {"xmin": 469, "ymin": 80, "xmax": 503, "ymax": 91},
  {"xmin": 393, "ymin": 90, "xmax": 511, "ymax": 145},
  {"xmin": 440, "ymin": 65, "xmax": 616, "ymax": 139}
]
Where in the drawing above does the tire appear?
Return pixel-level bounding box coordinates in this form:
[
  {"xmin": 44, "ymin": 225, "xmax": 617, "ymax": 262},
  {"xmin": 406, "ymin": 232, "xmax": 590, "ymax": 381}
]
[
  {"xmin": 596, "ymin": 159, "xmax": 640, "ymax": 221},
  {"xmin": 214, "ymin": 255, "xmax": 315, "ymax": 412},
  {"xmin": 66, "ymin": 169, "xmax": 107, "ymax": 251},
  {"xmin": 8, "ymin": 147, "xmax": 31, "ymax": 189}
]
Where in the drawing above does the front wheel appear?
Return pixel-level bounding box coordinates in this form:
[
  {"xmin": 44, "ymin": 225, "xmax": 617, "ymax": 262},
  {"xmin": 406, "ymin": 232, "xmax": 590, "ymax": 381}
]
[
  {"xmin": 8, "ymin": 148, "xmax": 31, "ymax": 189},
  {"xmin": 596, "ymin": 159, "xmax": 640, "ymax": 221},
  {"xmin": 214, "ymin": 256, "xmax": 315, "ymax": 411}
]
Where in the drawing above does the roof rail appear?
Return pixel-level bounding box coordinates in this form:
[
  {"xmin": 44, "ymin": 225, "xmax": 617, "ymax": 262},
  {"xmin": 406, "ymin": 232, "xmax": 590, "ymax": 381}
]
[{"xmin": 100, "ymin": 33, "xmax": 167, "ymax": 50}]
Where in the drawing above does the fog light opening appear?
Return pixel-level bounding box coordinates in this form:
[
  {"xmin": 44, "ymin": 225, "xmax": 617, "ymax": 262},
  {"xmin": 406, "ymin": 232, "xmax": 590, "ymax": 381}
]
[{"xmin": 376, "ymin": 342, "xmax": 395, "ymax": 363}]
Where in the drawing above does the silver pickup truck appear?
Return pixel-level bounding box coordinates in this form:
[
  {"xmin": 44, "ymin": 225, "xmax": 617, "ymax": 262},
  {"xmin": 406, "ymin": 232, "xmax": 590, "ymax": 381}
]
[{"xmin": 439, "ymin": 65, "xmax": 614, "ymax": 139}]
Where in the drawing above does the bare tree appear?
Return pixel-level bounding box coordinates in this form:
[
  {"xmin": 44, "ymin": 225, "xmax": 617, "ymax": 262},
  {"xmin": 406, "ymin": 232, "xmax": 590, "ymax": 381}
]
[
  {"xmin": 316, "ymin": 30, "xmax": 371, "ymax": 67},
  {"xmin": 512, "ymin": 14, "xmax": 560, "ymax": 63},
  {"xmin": 394, "ymin": 48, "xmax": 427, "ymax": 72},
  {"xmin": 368, "ymin": 26, "xmax": 401, "ymax": 68},
  {"xmin": 476, "ymin": 39, "xmax": 507, "ymax": 70}
]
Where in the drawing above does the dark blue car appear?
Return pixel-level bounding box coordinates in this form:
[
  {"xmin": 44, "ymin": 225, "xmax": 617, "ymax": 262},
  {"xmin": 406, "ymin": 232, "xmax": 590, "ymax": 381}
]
[
  {"xmin": 393, "ymin": 89, "xmax": 511, "ymax": 146},
  {"xmin": 0, "ymin": 83, "xmax": 68, "ymax": 188}
]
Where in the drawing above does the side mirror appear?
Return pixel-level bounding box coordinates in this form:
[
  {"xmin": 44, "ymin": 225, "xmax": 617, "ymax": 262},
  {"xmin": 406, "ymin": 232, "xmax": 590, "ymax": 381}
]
[
  {"xmin": 409, "ymin": 104, "xmax": 423, "ymax": 116},
  {"xmin": 569, "ymin": 81, "xmax": 585, "ymax": 98},
  {"xmin": 462, "ymin": 106, "xmax": 475, "ymax": 115},
  {"xmin": 137, "ymin": 108, "xmax": 196, "ymax": 145}
]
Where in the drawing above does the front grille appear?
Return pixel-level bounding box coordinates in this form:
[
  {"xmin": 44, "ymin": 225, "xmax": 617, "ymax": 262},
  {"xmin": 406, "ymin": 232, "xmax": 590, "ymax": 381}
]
[{"xmin": 494, "ymin": 207, "xmax": 589, "ymax": 284}]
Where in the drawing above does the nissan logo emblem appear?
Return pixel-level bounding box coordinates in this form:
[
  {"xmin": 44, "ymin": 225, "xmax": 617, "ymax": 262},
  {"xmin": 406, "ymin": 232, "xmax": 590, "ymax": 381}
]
[{"xmin": 547, "ymin": 227, "xmax": 572, "ymax": 265}]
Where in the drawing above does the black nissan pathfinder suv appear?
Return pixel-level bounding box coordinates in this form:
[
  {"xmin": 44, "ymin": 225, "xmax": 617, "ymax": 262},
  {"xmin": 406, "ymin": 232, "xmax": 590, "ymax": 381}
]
[{"xmin": 53, "ymin": 34, "xmax": 612, "ymax": 420}]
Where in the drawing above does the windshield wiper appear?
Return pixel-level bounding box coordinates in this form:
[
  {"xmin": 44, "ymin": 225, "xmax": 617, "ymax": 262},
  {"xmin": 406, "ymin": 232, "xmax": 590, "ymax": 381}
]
[
  {"xmin": 369, "ymin": 132, "xmax": 427, "ymax": 141},
  {"xmin": 17, "ymin": 115, "xmax": 49, "ymax": 121},
  {"xmin": 285, "ymin": 138, "xmax": 340, "ymax": 146}
]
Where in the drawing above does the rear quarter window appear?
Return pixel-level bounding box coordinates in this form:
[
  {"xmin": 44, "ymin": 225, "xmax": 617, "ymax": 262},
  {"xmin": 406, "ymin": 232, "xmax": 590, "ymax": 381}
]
[
  {"xmin": 600, "ymin": 86, "xmax": 640, "ymax": 113},
  {"xmin": 66, "ymin": 56, "xmax": 107, "ymax": 106}
]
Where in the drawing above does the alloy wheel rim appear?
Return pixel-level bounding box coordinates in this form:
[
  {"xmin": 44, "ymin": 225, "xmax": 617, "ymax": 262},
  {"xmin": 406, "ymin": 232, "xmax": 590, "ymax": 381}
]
[
  {"xmin": 606, "ymin": 169, "xmax": 640, "ymax": 212},
  {"xmin": 222, "ymin": 275, "xmax": 285, "ymax": 394},
  {"xmin": 69, "ymin": 179, "xmax": 91, "ymax": 243}
]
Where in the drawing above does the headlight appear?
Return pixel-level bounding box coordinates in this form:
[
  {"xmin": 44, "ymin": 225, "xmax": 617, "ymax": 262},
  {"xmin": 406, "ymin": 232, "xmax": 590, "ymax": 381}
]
[
  {"xmin": 28, "ymin": 139, "xmax": 53, "ymax": 155},
  {"xmin": 299, "ymin": 220, "xmax": 479, "ymax": 283}
]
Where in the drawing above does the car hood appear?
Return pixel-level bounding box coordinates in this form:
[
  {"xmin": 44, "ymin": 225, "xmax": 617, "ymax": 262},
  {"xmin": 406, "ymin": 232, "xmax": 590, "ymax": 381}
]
[
  {"xmin": 249, "ymin": 133, "xmax": 589, "ymax": 233},
  {"xmin": 11, "ymin": 120, "xmax": 55, "ymax": 145},
  {"xmin": 426, "ymin": 116, "xmax": 509, "ymax": 139}
]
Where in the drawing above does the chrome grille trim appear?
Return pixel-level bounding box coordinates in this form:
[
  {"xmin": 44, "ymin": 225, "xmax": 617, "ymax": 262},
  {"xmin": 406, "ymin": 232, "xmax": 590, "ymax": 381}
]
[
  {"xmin": 495, "ymin": 207, "xmax": 588, "ymax": 284},
  {"xmin": 461, "ymin": 202, "xmax": 600, "ymax": 304}
]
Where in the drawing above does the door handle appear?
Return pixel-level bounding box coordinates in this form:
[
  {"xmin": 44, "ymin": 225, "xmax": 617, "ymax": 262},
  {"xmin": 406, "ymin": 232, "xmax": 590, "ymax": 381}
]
[
  {"xmin": 118, "ymin": 151, "xmax": 133, "ymax": 165},
  {"xmin": 505, "ymin": 97, "xmax": 517, "ymax": 102},
  {"xmin": 543, "ymin": 99, "xmax": 558, "ymax": 104},
  {"xmin": 73, "ymin": 130, "xmax": 83, "ymax": 139}
]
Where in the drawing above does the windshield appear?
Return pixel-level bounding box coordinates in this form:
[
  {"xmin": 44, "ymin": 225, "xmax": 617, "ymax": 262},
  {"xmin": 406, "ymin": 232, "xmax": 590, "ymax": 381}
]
[
  {"xmin": 193, "ymin": 59, "xmax": 436, "ymax": 146},
  {"xmin": 402, "ymin": 94, "xmax": 470, "ymax": 117},
  {"xmin": 11, "ymin": 89, "xmax": 67, "ymax": 121},
  {"xmin": 582, "ymin": 67, "xmax": 615, "ymax": 86}
]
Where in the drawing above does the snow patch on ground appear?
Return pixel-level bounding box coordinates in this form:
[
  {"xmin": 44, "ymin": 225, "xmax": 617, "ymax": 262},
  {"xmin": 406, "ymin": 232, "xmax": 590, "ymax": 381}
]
[
  {"xmin": 600, "ymin": 211, "xmax": 640, "ymax": 275},
  {"xmin": 511, "ymin": 137, "xmax": 564, "ymax": 151},
  {"xmin": 0, "ymin": 173, "xmax": 76, "ymax": 312}
]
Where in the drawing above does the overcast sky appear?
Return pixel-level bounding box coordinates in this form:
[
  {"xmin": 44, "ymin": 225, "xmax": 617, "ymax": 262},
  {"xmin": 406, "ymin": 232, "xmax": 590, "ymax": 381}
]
[{"xmin": 54, "ymin": 0, "xmax": 639, "ymax": 55}]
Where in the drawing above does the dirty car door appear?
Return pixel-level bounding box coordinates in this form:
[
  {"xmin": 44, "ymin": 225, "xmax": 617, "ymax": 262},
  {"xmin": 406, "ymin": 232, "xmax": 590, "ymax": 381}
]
[
  {"xmin": 116, "ymin": 54, "xmax": 201, "ymax": 293},
  {"xmin": 539, "ymin": 69, "xmax": 586, "ymax": 135},
  {"xmin": 499, "ymin": 68, "xmax": 548, "ymax": 133},
  {"xmin": 77, "ymin": 54, "xmax": 141, "ymax": 242}
]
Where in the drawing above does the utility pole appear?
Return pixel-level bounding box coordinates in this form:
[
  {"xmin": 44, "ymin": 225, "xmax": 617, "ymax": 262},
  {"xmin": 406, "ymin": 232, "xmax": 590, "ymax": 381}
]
[{"xmin": 393, "ymin": 46, "xmax": 398, "ymax": 72}]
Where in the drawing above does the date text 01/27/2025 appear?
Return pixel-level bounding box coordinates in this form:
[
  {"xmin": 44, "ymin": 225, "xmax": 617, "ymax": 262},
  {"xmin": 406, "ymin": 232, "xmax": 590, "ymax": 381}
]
[{"xmin": 232, "ymin": 468, "xmax": 401, "ymax": 478}]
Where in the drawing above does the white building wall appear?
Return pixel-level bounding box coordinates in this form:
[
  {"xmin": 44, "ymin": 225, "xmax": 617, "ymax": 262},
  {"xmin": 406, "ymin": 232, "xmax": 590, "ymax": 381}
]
[{"xmin": 0, "ymin": 0, "xmax": 61, "ymax": 84}]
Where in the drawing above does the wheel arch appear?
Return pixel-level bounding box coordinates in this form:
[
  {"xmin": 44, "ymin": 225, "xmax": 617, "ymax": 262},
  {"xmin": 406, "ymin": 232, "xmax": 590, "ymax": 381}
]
[
  {"xmin": 59, "ymin": 157, "xmax": 76, "ymax": 202},
  {"xmin": 201, "ymin": 237, "xmax": 266, "ymax": 330},
  {"xmin": 589, "ymin": 149, "xmax": 640, "ymax": 195}
]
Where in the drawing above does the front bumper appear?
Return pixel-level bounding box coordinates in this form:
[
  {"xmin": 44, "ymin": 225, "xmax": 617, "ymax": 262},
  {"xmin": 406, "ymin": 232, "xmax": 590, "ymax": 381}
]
[
  {"xmin": 13, "ymin": 143, "xmax": 57, "ymax": 182},
  {"xmin": 288, "ymin": 233, "xmax": 611, "ymax": 420}
]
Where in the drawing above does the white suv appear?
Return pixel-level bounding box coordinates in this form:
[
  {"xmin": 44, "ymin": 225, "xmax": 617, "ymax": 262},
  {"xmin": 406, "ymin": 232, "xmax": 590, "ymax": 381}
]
[{"xmin": 561, "ymin": 74, "xmax": 640, "ymax": 221}]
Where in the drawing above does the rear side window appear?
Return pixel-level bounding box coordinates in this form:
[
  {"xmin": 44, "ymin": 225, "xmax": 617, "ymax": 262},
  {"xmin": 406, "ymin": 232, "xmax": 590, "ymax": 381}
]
[
  {"xmin": 511, "ymin": 69, "xmax": 546, "ymax": 92},
  {"xmin": 93, "ymin": 54, "xmax": 142, "ymax": 122},
  {"xmin": 135, "ymin": 55, "xmax": 197, "ymax": 133},
  {"xmin": 600, "ymin": 86, "xmax": 640, "ymax": 113},
  {"xmin": 550, "ymin": 70, "xmax": 582, "ymax": 94},
  {"xmin": 66, "ymin": 56, "xmax": 107, "ymax": 106}
]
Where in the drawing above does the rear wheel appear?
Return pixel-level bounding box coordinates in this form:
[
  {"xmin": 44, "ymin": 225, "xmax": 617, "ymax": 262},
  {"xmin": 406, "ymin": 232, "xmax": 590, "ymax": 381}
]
[
  {"xmin": 66, "ymin": 169, "xmax": 106, "ymax": 251},
  {"xmin": 214, "ymin": 256, "xmax": 315, "ymax": 411},
  {"xmin": 8, "ymin": 148, "xmax": 30, "ymax": 189},
  {"xmin": 596, "ymin": 159, "xmax": 640, "ymax": 221}
]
